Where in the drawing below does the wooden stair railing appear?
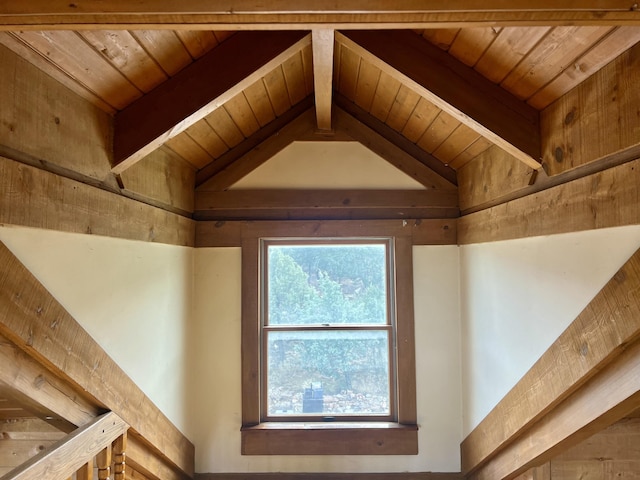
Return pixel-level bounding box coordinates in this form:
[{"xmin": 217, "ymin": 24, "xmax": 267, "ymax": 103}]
[{"xmin": 0, "ymin": 411, "xmax": 129, "ymax": 480}]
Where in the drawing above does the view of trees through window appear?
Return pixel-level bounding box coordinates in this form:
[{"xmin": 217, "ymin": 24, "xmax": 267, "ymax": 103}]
[{"xmin": 264, "ymin": 242, "xmax": 393, "ymax": 418}]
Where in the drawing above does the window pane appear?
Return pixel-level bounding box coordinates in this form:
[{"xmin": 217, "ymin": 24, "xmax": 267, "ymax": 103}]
[
  {"xmin": 267, "ymin": 244, "xmax": 387, "ymax": 325},
  {"xmin": 266, "ymin": 329, "xmax": 390, "ymax": 417}
]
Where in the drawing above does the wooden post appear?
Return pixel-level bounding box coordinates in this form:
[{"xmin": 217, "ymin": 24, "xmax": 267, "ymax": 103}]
[
  {"xmin": 97, "ymin": 445, "xmax": 112, "ymax": 480},
  {"xmin": 76, "ymin": 462, "xmax": 93, "ymax": 480},
  {"xmin": 113, "ymin": 432, "xmax": 127, "ymax": 480}
]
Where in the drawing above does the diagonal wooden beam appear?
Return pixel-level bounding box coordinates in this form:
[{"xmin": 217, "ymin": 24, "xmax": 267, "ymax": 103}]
[
  {"xmin": 1, "ymin": 2, "xmax": 639, "ymax": 29},
  {"xmin": 0, "ymin": 241, "xmax": 194, "ymax": 477},
  {"xmin": 462, "ymin": 246, "xmax": 640, "ymax": 477},
  {"xmin": 112, "ymin": 31, "xmax": 310, "ymax": 174},
  {"xmin": 338, "ymin": 30, "xmax": 542, "ymax": 169},
  {"xmin": 312, "ymin": 29, "xmax": 335, "ymax": 131},
  {"xmin": 195, "ymin": 96, "xmax": 314, "ymax": 187},
  {"xmin": 196, "ymin": 107, "xmax": 318, "ymax": 192},
  {"xmin": 333, "ymin": 107, "xmax": 457, "ymax": 191},
  {"xmin": 335, "ymin": 93, "xmax": 457, "ymax": 186},
  {"xmin": 194, "ymin": 189, "xmax": 459, "ymax": 221}
]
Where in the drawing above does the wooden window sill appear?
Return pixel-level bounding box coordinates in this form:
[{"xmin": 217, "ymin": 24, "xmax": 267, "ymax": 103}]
[{"xmin": 241, "ymin": 422, "xmax": 418, "ymax": 455}]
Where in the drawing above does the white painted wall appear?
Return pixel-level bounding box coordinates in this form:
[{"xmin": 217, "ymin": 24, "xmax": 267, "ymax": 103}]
[
  {"xmin": 459, "ymin": 226, "xmax": 640, "ymax": 436},
  {"xmin": 230, "ymin": 141, "xmax": 426, "ymax": 190},
  {"xmin": 0, "ymin": 225, "xmax": 193, "ymax": 434},
  {"xmin": 188, "ymin": 246, "xmax": 462, "ymax": 473}
]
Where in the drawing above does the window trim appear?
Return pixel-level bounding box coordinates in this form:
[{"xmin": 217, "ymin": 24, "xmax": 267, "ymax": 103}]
[
  {"xmin": 261, "ymin": 238, "xmax": 396, "ymax": 423},
  {"xmin": 241, "ymin": 226, "xmax": 417, "ymax": 455}
]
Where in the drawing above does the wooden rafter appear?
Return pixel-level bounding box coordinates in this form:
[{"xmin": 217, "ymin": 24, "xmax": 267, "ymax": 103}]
[
  {"xmin": 194, "ymin": 189, "xmax": 459, "ymax": 221},
  {"xmin": 195, "ymin": 96, "xmax": 315, "ymax": 187},
  {"xmin": 1, "ymin": 1, "xmax": 639, "ymax": 29},
  {"xmin": 197, "ymin": 106, "xmax": 318, "ymax": 192},
  {"xmin": 312, "ymin": 29, "xmax": 334, "ymax": 131},
  {"xmin": 338, "ymin": 30, "xmax": 542, "ymax": 169},
  {"xmin": 113, "ymin": 30, "xmax": 310, "ymax": 174},
  {"xmin": 0, "ymin": 241, "xmax": 195, "ymax": 477},
  {"xmin": 332, "ymin": 107, "xmax": 457, "ymax": 191},
  {"xmin": 334, "ymin": 93, "xmax": 457, "ymax": 186}
]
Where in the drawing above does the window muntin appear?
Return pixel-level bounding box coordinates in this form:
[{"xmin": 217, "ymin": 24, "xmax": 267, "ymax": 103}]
[{"xmin": 261, "ymin": 239, "xmax": 396, "ymax": 422}]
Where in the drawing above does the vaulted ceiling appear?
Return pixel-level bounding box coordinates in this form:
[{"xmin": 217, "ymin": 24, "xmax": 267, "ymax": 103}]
[{"xmin": 1, "ymin": 3, "xmax": 640, "ymax": 222}]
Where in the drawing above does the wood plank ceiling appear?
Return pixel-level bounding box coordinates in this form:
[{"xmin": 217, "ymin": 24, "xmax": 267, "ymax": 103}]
[{"xmin": 1, "ymin": 24, "xmax": 639, "ymax": 188}]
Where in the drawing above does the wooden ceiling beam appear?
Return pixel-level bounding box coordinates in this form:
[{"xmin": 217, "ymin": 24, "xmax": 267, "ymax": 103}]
[
  {"xmin": 196, "ymin": 106, "xmax": 318, "ymax": 192},
  {"xmin": 312, "ymin": 29, "xmax": 334, "ymax": 131},
  {"xmin": 338, "ymin": 30, "xmax": 542, "ymax": 169},
  {"xmin": 334, "ymin": 93, "xmax": 457, "ymax": 186},
  {"xmin": 333, "ymin": 107, "xmax": 457, "ymax": 192},
  {"xmin": 1, "ymin": 2, "xmax": 639, "ymax": 29},
  {"xmin": 195, "ymin": 96, "xmax": 314, "ymax": 187},
  {"xmin": 112, "ymin": 30, "xmax": 310, "ymax": 174},
  {"xmin": 194, "ymin": 189, "xmax": 459, "ymax": 221}
]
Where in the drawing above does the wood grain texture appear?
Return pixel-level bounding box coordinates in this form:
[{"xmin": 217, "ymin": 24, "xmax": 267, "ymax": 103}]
[
  {"xmin": 113, "ymin": 31, "xmax": 310, "ymax": 173},
  {"xmin": 339, "ymin": 30, "xmax": 541, "ymax": 169},
  {"xmin": 197, "ymin": 104, "xmax": 316, "ymax": 191},
  {"xmin": 469, "ymin": 338, "xmax": 640, "ymax": 480},
  {"xmin": 196, "ymin": 219, "xmax": 457, "ymax": 247},
  {"xmin": 0, "ymin": 156, "xmax": 195, "ymax": 246},
  {"xmin": 241, "ymin": 423, "xmax": 418, "ymax": 455},
  {"xmin": 333, "ymin": 106, "xmax": 457, "ymax": 190},
  {"xmin": 549, "ymin": 417, "xmax": 640, "ymax": 479},
  {"xmin": 0, "ymin": 242, "xmax": 195, "ymax": 476},
  {"xmin": 462, "ymin": 247, "xmax": 640, "ymax": 476},
  {"xmin": 3, "ymin": 412, "xmax": 128, "ymax": 480},
  {"xmin": 195, "ymin": 96, "xmax": 314, "ymax": 187},
  {"xmin": 312, "ymin": 29, "xmax": 335, "ymax": 131},
  {"xmin": 194, "ymin": 189, "xmax": 459, "ymax": 221},
  {"xmin": 458, "ymin": 145, "xmax": 535, "ymax": 211},
  {"xmin": 542, "ymin": 40, "xmax": 640, "ymax": 176},
  {"xmin": 0, "ymin": 338, "xmax": 185, "ymax": 480},
  {"xmin": 0, "ymin": 43, "xmax": 113, "ymax": 183},
  {"xmin": 458, "ymin": 157, "xmax": 640, "ymax": 244},
  {"xmin": 335, "ymin": 94, "xmax": 457, "ymax": 186},
  {"xmin": 120, "ymin": 147, "xmax": 195, "ymax": 214},
  {"xmin": 1, "ymin": 1, "xmax": 640, "ymax": 29}
]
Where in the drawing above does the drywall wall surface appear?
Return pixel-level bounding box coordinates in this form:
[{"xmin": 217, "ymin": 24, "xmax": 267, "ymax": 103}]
[
  {"xmin": 189, "ymin": 245, "xmax": 462, "ymax": 473},
  {"xmin": 230, "ymin": 141, "xmax": 426, "ymax": 190},
  {"xmin": 0, "ymin": 225, "xmax": 193, "ymax": 434},
  {"xmin": 460, "ymin": 226, "xmax": 640, "ymax": 436}
]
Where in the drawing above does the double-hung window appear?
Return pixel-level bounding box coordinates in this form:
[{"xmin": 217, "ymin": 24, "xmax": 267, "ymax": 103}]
[{"xmin": 241, "ymin": 229, "xmax": 417, "ymax": 455}]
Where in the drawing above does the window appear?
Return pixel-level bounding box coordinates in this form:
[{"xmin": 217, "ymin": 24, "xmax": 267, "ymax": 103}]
[
  {"xmin": 263, "ymin": 240, "xmax": 394, "ymax": 421},
  {"xmin": 241, "ymin": 225, "xmax": 417, "ymax": 455}
]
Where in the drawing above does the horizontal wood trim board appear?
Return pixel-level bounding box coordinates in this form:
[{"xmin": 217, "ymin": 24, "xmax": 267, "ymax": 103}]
[
  {"xmin": 242, "ymin": 424, "xmax": 418, "ymax": 455},
  {"xmin": 196, "ymin": 473, "xmax": 463, "ymax": 480},
  {"xmin": 1, "ymin": 2, "xmax": 639, "ymax": 28},
  {"xmin": 338, "ymin": 30, "xmax": 541, "ymax": 169},
  {"xmin": 195, "ymin": 219, "xmax": 457, "ymax": 247},
  {"xmin": 461, "ymin": 246, "xmax": 640, "ymax": 475},
  {"xmin": 0, "ymin": 155, "xmax": 195, "ymax": 246},
  {"xmin": 113, "ymin": 31, "xmax": 310, "ymax": 172},
  {"xmin": 0, "ymin": 241, "xmax": 195, "ymax": 477},
  {"xmin": 194, "ymin": 190, "xmax": 459, "ymax": 221},
  {"xmin": 458, "ymin": 156, "xmax": 640, "ymax": 244},
  {"xmin": 470, "ymin": 337, "xmax": 640, "ymax": 480}
]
